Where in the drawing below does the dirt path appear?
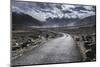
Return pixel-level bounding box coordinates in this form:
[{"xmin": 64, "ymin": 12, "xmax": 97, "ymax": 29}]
[{"xmin": 12, "ymin": 33, "xmax": 82, "ymax": 66}]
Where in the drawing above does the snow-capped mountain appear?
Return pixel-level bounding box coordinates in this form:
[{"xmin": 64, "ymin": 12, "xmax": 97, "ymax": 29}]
[{"xmin": 12, "ymin": 1, "xmax": 96, "ymax": 27}]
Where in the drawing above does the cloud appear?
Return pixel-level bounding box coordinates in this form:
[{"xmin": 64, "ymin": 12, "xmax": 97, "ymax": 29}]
[
  {"xmin": 61, "ymin": 4, "xmax": 75, "ymax": 11},
  {"xmin": 83, "ymin": 6, "xmax": 94, "ymax": 10},
  {"xmin": 12, "ymin": 1, "xmax": 96, "ymax": 21},
  {"xmin": 12, "ymin": 6, "xmax": 23, "ymax": 13}
]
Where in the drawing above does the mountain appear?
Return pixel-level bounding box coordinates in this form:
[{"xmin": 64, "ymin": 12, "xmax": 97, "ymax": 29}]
[
  {"xmin": 12, "ymin": 12, "xmax": 43, "ymax": 27},
  {"xmin": 12, "ymin": 11, "xmax": 96, "ymax": 29},
  {"xmin": 76, "ymin": 15, "xmax": 96, "ymax": 26},
  {"xmin": 46, "ymin": 15, "xmax": 96, "ymax": 27},
  {"xmin": 46, "ymin": 17, "xmax": 79, "ymax": 26}
]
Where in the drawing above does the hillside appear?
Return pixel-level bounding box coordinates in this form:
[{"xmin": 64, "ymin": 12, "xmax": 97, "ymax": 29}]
[
  {"xmin": 76, "ymin": 15, "xmax": 96, "ymax": 26},
  {"xmin": 12, "ymin": 12, "xmax": 43, "ymax": 27}
]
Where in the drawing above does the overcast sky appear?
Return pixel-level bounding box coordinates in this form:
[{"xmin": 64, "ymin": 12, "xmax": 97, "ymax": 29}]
[{"xmin": 12, "ymin": 1, "xmax": 96, "ymax": 21}]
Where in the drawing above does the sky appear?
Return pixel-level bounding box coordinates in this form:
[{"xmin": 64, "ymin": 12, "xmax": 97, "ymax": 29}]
[{"xmin": 12, "ymin": 1, "xmax": 96, "ymax": 21}]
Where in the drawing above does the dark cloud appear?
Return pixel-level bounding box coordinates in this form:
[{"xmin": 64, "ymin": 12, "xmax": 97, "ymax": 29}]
[
  {"xmin": 62, "ymin": 10, "xmax": 72, "ymax": 13},
  {"xmin": 12, "ymin": 1, "xmax": 96, "ymax": 21},
  {"xmin": 71, "ymin": 6, "xmax": 87, "ymax": 11}
]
